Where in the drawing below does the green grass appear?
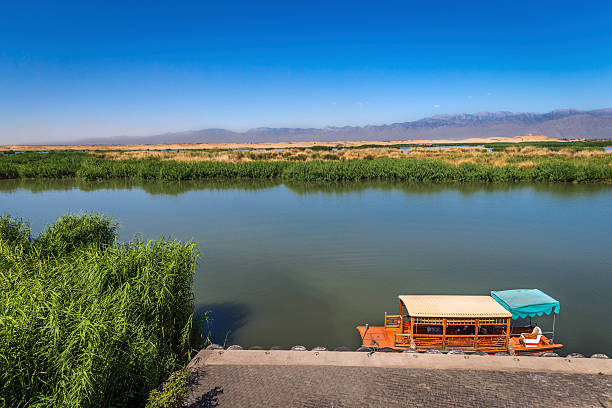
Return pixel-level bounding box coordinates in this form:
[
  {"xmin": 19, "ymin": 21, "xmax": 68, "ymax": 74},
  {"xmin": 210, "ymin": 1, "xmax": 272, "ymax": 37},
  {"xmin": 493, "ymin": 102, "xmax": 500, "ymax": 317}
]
[
  {"xmin": 0, "ymin": 148, "xmax": 611, "ymax": 183},
  {"xmin": 0, "ymin": 213, "xmax": 202, "ymax": 408}
]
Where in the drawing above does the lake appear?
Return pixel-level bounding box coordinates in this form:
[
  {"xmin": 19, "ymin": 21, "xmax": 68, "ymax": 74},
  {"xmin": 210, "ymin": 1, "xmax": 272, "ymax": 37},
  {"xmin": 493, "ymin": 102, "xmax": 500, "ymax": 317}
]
[{"xmin": 1, "ymin": 179, "xmax": 610, "ymax": 355}]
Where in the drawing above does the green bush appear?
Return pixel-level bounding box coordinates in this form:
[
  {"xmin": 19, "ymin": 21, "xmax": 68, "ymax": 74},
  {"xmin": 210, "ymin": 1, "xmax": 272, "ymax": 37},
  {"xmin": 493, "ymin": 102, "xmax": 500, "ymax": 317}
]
[
  {"xmin": 145, "ymin": 370, "xmax": 193, "ymax": 408},
  {"xmin": 0, "ymin": 213, "xmax": 201, "ymax": 408}
]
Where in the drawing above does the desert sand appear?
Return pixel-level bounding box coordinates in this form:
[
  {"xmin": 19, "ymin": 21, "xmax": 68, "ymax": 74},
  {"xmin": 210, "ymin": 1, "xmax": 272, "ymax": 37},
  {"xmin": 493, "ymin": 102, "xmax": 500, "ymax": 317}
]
[{"xmin": 2, "ymin": 135, "xmax": 571, "ymax": 152}]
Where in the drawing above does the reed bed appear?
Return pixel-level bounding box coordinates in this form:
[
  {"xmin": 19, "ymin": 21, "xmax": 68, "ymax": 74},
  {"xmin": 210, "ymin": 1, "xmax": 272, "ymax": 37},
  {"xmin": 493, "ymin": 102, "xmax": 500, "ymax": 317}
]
[
  {"xmin": 279, "ymin": 158, "xmax": 611, "ymax": 182},
  {"xmin": 0, "ymin": 213, "xmax": 200, "ymax": 408},
  {"xmin": 0, "ymin": 148, "xmax": 610, "ymax": 183},
  {"xmin": 82, "ymin": 145, "xmax": 612, "ymax": 169}
]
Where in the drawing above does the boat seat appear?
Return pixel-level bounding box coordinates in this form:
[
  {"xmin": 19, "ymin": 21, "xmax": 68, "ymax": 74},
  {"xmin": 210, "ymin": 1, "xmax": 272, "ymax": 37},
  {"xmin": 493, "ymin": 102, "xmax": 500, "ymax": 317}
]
[{"xmin": 520, "ymin": 333, "xmax": 542, "ymax": 347}]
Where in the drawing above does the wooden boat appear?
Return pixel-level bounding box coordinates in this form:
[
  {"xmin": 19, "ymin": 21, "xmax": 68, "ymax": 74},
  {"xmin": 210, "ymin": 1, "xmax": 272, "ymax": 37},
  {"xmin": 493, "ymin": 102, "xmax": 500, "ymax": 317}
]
[{"xmin": 357, "ymin": 289, "xmax": 562, "ymax": 354}]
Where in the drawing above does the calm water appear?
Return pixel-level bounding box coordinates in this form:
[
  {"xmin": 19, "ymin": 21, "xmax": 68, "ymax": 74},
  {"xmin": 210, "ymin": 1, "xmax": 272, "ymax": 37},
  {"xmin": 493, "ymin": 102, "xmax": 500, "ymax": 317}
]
[{"xmin": 1, "ymin": 179, "xmax": 610, "ymax": 355}]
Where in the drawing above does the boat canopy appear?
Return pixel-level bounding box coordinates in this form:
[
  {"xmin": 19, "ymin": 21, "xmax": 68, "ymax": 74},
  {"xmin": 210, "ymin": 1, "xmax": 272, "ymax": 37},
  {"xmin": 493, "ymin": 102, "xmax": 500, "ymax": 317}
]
[
  {"xmin": 398, "ymin": 295, "xmax": 512, "ymax": 318},
  {"xmin": 490, "ymin": 289, "xmax": 560, "ymax": 319}
]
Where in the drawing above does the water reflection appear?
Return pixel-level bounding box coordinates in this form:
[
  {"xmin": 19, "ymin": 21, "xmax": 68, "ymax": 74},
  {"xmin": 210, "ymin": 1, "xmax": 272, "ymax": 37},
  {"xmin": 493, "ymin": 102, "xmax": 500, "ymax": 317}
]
[
  {"xmin": 0, "ymin": 178, "xmax": 609, "ymax": 198},
  {"xmin": 0, "ymin": 178, "xmax": 281, "ymax": 195}
]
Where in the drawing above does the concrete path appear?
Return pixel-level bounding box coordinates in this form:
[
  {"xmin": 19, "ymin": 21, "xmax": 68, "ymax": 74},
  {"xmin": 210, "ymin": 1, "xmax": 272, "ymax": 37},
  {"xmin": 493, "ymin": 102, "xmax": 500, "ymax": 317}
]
[{"xmin": 184, "ymin": 350, "xmax": 612, "ymax": 407}]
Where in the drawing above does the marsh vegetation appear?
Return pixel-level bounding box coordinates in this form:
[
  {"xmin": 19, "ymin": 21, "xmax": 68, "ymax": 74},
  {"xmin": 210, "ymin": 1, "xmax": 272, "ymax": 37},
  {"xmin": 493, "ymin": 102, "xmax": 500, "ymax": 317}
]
[
  {"xmin": 0, "ymin": 142, "xmax": 611, "ymax": 183},
  {"xmin": 0, "ymin": 213, "xmax": 202, "ymax": 408}
]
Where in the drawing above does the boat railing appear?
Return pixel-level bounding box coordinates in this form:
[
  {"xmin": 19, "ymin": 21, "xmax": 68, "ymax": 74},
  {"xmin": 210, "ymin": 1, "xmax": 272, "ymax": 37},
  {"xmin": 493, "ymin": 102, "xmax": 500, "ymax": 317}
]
[
  {"xmin": 476, "ymin": 334, "xmax": 507, "ymax": 349},
  {"xmin": 412, "ymin": 334, "xmax": 444, "ymax": 349},
  {"xmin": 444, "ymin": 334, "xmax": 476, "ymax": 349},
  {"xmin": 394, "ymin": 333, "xmax": 412, "ymax": 347},
  {"xmin": 409, "ymin": 334, "xmax": 508, "ymax": 351},
  {"xmin": 384, "ymin": 313, "xmax": 402, "ymax": 329},
  {"xmin": 402, "ymin": 319, "xmax": 411, "ymax": 333}
]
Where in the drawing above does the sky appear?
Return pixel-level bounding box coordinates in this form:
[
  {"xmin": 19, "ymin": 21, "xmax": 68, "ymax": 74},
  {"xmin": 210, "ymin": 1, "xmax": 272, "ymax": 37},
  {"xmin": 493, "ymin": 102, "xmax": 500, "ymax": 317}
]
[{"xmin": 1, "ymin": 0, "xmax": 612, "ymax": 144}]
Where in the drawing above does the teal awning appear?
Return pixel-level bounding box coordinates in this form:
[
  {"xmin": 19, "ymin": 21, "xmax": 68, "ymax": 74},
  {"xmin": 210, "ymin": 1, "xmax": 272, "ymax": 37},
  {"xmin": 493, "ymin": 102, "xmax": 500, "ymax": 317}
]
[{"xmin": 490, "ymin": 289, "xmax": 560, "ymax": 319}]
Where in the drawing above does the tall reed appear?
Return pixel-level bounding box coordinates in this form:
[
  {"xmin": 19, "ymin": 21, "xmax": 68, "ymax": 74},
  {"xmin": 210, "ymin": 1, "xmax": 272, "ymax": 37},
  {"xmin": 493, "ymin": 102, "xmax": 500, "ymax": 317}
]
[
  {"xmin": 0, "ymin": 213, "xmax": 200, "ymax": 408},
  {"xmin": 0, "ymin": 149, "xmax": 610, "ymax": 183}
]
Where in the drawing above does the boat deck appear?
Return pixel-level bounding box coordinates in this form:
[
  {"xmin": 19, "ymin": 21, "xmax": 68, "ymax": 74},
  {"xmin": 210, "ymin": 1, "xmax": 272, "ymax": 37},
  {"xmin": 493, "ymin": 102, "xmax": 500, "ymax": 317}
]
[
  {"xmin": 357, "ymin": 325, "xmax": 398, "ymax": 349},
  {"xmin": 509, "ymin": 336, "xmax": 563, "ymax": 353},
  {"xmin": 357, "ymin": 325, "xmax": 562, "ymax": 353}
]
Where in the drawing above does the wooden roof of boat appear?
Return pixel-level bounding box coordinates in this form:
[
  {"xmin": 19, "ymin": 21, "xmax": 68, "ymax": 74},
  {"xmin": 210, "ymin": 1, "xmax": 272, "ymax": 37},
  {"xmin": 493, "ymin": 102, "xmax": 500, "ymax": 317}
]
[{"xmin": 398, "ymin": 295, "xmax": 512, "ymax": 318}]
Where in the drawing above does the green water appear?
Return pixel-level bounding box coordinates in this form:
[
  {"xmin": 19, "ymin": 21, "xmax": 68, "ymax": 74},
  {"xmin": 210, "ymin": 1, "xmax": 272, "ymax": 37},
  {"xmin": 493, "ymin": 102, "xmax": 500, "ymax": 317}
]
[{"xmin": 1, "ymin": 179, "xmax": 610, "ymax": 355}]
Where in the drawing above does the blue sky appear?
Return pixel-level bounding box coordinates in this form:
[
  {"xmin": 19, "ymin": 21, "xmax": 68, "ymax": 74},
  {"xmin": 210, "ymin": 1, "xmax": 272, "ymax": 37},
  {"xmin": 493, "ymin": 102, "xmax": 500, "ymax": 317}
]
[{"xmin": 1, "ymin": 0, "xmax": 612, "ymax": 143}]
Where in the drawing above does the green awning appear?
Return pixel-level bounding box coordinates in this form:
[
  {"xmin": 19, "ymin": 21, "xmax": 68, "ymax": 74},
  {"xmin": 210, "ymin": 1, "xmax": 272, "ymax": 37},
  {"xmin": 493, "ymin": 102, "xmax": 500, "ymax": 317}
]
[{"xmin": 490, "ymin": 289, "xmax": 560, "ymax": 319}]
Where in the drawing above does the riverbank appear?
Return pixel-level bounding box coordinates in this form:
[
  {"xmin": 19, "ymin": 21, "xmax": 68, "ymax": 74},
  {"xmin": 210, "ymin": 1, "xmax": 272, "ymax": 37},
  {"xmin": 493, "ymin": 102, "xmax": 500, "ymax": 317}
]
[
  {"xmin": 1, "ymin": 145, "xmax": 611, "ymax": 183},
  {"xmin": 182, "ymin": 350, "xmax": 612, "ymax": 407}
]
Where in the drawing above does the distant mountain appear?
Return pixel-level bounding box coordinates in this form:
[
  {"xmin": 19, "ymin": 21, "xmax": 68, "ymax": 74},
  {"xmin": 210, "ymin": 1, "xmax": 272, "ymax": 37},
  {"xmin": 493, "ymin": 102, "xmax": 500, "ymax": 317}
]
[{"xmin": 75, "ymin": 108, "xmax": 612, "ymax": 144}]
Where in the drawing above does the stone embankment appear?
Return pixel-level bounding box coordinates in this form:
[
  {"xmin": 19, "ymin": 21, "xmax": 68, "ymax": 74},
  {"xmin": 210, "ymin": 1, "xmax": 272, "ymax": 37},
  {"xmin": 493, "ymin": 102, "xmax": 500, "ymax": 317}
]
[{"xmin": 183, "ymin": 345, "xmax": 611, "ymax": 407}]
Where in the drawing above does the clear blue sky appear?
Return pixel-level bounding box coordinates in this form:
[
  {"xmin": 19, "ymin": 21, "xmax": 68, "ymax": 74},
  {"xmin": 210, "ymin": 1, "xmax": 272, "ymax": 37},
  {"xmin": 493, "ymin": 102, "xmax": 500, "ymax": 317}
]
[{"xmin": 1, "ymin": 0, "xmax": 612, "ymax": 143}]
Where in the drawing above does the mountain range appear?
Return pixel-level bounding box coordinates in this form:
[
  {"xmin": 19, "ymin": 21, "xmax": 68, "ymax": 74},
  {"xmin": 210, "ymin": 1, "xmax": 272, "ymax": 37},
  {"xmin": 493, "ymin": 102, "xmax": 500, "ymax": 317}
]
[{"xmin": 76, "ymin": 108, "xmax": 612, "ymax": 144}]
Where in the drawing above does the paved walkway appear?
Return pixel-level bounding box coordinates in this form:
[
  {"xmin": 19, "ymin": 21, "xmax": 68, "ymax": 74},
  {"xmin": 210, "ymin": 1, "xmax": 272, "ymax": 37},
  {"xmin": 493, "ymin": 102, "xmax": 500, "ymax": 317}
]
[{"xmin": 184, "ymin": 351, "xmax": 612, "ymax": 408}]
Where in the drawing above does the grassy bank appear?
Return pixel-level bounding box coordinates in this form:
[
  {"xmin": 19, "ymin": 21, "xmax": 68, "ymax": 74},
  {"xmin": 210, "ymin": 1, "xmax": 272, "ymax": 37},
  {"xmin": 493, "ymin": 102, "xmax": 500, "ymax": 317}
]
[
  {"xmin": 0, "ymin": 147, "xmax": 611, "ymax": 183},
  {"xmin": 0, "ymin": 213, "xmax": 201, "ymax": 408}
]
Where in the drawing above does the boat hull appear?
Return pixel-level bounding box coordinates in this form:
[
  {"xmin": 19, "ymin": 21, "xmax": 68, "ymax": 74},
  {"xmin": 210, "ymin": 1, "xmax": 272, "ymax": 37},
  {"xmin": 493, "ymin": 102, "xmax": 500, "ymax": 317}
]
[{"xmin": 357, "ymin": 325, "xmax": 563, "ymax": 354}]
